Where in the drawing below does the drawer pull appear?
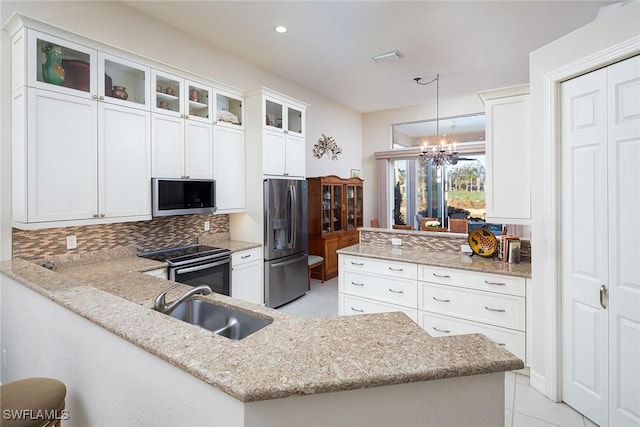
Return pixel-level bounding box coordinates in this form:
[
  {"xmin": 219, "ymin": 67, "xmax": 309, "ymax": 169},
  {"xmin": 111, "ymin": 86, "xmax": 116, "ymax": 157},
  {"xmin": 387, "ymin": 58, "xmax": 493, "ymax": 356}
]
[
  {"xmin": 432, "ymin": 326, "xmax": 451, "ymax": 334},
  {"xmin": 388, "ymin": 288, "xmax": 404, "ymax": 294},
  {"xmin": 350, "ymin": 307, "xmax": 364, "ymax": 313},
  {"xmin": 497, "ymin": 343, "xmax": 507, "ymax": 346},
  {"xmin": 484, "ymin": 280, "xmax": 506, "ymax": 286},
  {"xmin": 432, "ymin": 297, "xmax": 451, "ymax": 303},
  {"xmin": 484, "ymin": 306, "xmax": 506, "ymax": 313},
  {"xmin": 351, "ymin": 281, "xmax": 365, "ymax": 287},
  {"xmin": 241, "ymin": 254, "xmax": 252, "ymax": 259},
  {"xmin": 388, "ymin": 267, "xmax": 404, "ymax": 272},
  {"xmin": 351, "ymin": 261, "xmax": 364, "ymax": 266},
  {"xmin": 433, "ymin": 273, "xmax": 451, "ymax": 279}
]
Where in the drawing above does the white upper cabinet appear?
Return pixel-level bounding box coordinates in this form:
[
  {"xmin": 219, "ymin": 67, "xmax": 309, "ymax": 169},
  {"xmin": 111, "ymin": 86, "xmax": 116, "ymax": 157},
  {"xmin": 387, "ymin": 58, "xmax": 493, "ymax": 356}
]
[
  {"xmin": 27, "ymin": 29, "xmax": 98, "ymax": 98},
  {"xmin": 152, "ymin": 69, "xmax": 213, "ymax": 124},
  {"xmin": 478, "ymin": 84, "xmax": 531, "ymax": 225},
  {"xmin": 263, "ymin": 94, "xmax": 305, "ymax": 137},
  {"xmin": 247, "ymin": 88, "xmax": 308, "ymax": 178},
  {"xmin": 214, "ymin": 126, "xmax": 246, "ymax": 213},
  {"xmin": 99, "ymin": 52, "xmax": 151, "ymax": 110}
]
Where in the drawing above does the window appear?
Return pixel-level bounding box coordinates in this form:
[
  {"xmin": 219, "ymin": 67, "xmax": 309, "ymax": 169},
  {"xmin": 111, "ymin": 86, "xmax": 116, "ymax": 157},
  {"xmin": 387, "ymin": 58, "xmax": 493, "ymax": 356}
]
[{"xmin": 387, "ymin": 114, "xmax": 486, "ymax": 229}]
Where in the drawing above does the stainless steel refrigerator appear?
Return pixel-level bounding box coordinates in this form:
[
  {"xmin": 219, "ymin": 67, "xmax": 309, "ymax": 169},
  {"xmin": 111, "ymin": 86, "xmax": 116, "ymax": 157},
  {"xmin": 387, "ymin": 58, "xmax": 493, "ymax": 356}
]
[{"xmin": 263, "ymin": 179, "xmax": 308, "ymax": 308}]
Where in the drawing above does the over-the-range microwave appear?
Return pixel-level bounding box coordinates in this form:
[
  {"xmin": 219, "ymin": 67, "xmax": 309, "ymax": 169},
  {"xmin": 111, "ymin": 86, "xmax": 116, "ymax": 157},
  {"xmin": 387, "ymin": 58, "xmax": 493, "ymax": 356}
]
[{"xmin": 151, "ymin": 178, "xmax": 216, "ymax": 217}]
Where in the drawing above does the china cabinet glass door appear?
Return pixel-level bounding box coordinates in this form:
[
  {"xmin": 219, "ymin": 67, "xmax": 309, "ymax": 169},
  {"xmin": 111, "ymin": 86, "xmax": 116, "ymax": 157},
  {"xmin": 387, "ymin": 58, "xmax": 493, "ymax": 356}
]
[
  {"xmin": 332, "ymin": 185, "xmax": 343, "ymax": 232},
  {"xmin": 346, "ymin": 185, "xmax": 356, "ymax": 229},
  {"xmin": 322, "ymin": 185, "xmax": 332, "ymax": 233},
  {"xmin": 355, "ymin": 185, "xmax": 364, "ymax": 227}
]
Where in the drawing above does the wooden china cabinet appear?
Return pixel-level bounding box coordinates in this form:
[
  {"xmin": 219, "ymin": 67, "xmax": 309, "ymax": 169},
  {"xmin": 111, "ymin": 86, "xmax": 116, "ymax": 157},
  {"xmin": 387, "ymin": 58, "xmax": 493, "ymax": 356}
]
[{"xmin": 307, "ymin": 175, "xmax": 364, "ymax": 280}]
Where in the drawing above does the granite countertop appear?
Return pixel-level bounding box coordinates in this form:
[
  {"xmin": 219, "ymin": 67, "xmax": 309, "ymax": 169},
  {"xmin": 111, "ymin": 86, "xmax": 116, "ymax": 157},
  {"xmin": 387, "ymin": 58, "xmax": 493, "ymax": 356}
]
[
  {"xmin": 338, "ymin": 244, "xmax": 532, "ymax": 278},
  {"xmin": 0, "ymin": 242, "xmax": 524, "ymax": 403}
]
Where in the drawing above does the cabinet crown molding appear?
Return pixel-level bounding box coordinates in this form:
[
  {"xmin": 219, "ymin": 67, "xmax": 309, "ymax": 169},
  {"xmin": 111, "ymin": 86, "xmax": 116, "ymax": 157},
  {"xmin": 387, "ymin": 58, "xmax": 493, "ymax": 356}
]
[{"xmin": 478, "ymin": 84, "xmax": 530, "ymax": 104}]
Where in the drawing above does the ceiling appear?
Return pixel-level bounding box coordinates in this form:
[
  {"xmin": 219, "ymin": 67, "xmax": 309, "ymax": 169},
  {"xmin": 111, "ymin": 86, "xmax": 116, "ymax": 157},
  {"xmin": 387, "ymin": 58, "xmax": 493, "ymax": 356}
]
[{"xmin": 123, "ymin": 1, "xmax": 618, "ymax": 113}]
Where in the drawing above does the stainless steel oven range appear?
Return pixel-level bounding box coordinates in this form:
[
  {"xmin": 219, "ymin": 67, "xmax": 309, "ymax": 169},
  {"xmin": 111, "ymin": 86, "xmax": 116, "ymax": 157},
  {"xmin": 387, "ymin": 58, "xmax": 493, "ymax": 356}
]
[{"xmin": 139, "ymin": 245, "xmax": 231, "ymax": 296}]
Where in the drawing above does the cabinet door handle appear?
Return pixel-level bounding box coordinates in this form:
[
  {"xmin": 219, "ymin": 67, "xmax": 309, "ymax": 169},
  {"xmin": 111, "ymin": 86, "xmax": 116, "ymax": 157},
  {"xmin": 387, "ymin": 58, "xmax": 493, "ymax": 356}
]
[
  {"xmin": 432, "ymin": 326, "xmax": 451, "ymax": 334},
  {"xmin": 350, "ymin": 307, "xmax": 364, "ymax": 313},
  {"xmin": 433, "ymin": 273, "xmax": 450, "ymax": 278},
  {"xmin": 432, "ymin": 297, "xmax": 451, "ymax": 303},
  {"xmin": 484, "ymin": 280, "xmax": 506, "ymax": 286},
  {"xmin": 484, "ymin": 306, "xmax": 506, "ymax": 313},
  {"xmin": 99, "ymin": 96, "xmax": 105, "ymax": 100},
  {"xmin": 388, "ymin": 267, "xmax": 404, "ymax": 272},
  {"xmin": 241, "ymin": 254, "xmax": 251, "ymax": 259},
  {"xmin": 100, "ymin": 213, "xmax": 105, "ymax": 218},
  {"xmin": 92, "ymin": 94, "xmax": 98, "ymax": 100},
  {"xmin": 388, "ymin": 288, "xmax": 404, "ymax": 294},
  {"xmin": 92, "ymin": 214, "xmax": 99, "ymax": 218},
  {"xmin": 350, "ymin": 261, "xmax": 364, "ymax": 266}
]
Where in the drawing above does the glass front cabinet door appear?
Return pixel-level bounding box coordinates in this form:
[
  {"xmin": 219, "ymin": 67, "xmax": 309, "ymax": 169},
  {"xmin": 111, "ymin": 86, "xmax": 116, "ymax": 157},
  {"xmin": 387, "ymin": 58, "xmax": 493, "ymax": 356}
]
[
  {"xmin": 98, "ymin": 52, "xmax": 150, "ymax": 110},
  {"xmin": 28, "ymin": 29, "xmax": 97, "ymax": 97},
  {"xmin": 215, "ymin": 90, "xmax": 243, "ymax": 128},
  {"xmin": 152, "ymin": 69, "xmax": 184, "ymax": 117}
]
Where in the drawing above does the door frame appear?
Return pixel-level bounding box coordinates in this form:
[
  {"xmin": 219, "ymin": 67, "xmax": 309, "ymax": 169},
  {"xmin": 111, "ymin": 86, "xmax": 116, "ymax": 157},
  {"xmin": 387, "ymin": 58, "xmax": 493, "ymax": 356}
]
[{"xmin": 541, "ymin": 37, "xmax": 640, "ymax": 401}]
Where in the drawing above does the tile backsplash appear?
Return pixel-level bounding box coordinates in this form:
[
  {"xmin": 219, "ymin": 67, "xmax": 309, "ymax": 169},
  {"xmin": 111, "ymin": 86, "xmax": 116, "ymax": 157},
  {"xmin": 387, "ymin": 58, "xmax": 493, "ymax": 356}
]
[{"xmin": 12, "ymin": 214, "xmax": 229, "ymax": 261}]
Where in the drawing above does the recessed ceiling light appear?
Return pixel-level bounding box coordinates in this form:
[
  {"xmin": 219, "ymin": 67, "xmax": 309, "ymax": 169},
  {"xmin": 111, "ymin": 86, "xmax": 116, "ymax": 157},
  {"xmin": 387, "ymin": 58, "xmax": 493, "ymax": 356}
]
[
  {"xmin": 373, "ymin": 50, "xmax": 404, "ymax": 62},
  {"xmin": 274, "ymin": 26, "xmax": 287, "ymax": 33}
]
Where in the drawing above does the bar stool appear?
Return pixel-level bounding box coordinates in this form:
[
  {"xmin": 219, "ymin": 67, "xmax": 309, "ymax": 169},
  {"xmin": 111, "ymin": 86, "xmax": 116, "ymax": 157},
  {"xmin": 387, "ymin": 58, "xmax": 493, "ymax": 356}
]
[
  {"xmin": 0, "ymin": 377, "xmax": 67, "ymax": 427},
  {"xmin": 308, "ymin": 255, "xmax": 325, "ymax": 290}
]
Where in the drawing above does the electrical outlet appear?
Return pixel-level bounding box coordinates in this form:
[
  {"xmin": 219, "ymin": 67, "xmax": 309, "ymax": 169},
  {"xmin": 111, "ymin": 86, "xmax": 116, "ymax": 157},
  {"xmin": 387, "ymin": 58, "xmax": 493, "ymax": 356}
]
[
  {"xmin": 204, "ymin": 221, "xmax": 210, "ymax": 232},
  {"xmin": 391, "ymin": 238, "xmax": 402, "ymax": 246},
  {"xmin": 66, "ymin": 235, "xmax": 77, "ymax": 250}
]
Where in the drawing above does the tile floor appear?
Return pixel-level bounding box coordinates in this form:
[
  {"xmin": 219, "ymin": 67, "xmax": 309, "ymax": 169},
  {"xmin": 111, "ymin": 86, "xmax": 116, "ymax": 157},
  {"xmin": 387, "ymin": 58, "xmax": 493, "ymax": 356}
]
[{"xmin": 278, "ymin": 277, "xmax": 597, "ymax": 427}]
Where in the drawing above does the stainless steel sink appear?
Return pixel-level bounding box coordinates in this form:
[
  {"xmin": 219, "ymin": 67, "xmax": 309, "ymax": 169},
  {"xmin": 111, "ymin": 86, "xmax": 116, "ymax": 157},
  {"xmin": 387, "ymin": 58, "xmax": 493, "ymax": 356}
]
[{"xmin": 169, "ymin": 299, "xmax": 272, "ymax": 340}]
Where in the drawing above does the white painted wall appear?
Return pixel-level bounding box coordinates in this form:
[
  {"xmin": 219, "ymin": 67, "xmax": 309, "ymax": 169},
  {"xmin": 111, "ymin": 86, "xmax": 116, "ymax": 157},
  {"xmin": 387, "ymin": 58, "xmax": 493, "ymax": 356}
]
[
  {"xmin": 0, "ymin": 1, "xmax": 362, "ymax": 254},
  {"xmin": 361, "ymin": 94, "xmax": 486, "ymax": 226},
  {"xmin": 528, "ymin": 1, "xmax": 640, "ymax": 399}
]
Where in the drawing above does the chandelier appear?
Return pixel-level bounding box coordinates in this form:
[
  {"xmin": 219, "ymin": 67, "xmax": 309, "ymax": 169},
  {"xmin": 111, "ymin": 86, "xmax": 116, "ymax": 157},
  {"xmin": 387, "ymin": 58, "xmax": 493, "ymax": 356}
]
[{"xmin": 414, "ymin": 74, "xmax": 459, "ymax": 168}]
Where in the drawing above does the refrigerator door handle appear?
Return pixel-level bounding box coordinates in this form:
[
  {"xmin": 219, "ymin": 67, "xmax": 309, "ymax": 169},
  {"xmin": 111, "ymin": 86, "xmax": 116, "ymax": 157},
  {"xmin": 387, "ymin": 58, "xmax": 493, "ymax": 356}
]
[
  {"xmin": 270, "ymin": 254, "xmax": 307, "ymax": 268},
  {"xmin": 290, "ymin": 184, "xmax": 297, "ymax": 249}
]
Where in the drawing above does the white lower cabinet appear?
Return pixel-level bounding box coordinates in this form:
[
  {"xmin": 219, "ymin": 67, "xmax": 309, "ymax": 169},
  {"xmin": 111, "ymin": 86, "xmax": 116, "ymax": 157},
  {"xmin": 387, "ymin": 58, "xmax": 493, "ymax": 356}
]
[
  {"xmin": 231, "ymin": 248, "xmax": 263, "ymax": 305},
  {"xmin": 340, "ymin": 294, "xmax": 418, "ymax": 322},
  {"xmin": 338, "ymin": 254, "xmax": 527, "ymax": 363}
]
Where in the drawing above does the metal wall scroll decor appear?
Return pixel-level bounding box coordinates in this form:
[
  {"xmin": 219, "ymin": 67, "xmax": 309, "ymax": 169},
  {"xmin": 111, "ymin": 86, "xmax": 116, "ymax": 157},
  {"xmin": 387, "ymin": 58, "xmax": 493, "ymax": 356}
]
[{"xmin": 313, "ymin": 134, "xmax": 342, "ymax": 160}]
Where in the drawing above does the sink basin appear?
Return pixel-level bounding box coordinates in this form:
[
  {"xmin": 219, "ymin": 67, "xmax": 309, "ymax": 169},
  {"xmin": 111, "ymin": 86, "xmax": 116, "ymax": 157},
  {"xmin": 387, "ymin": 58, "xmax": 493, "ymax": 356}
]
[{"xmin": 169, "ymin": 299, "xmax": 272, "ymax": 340}]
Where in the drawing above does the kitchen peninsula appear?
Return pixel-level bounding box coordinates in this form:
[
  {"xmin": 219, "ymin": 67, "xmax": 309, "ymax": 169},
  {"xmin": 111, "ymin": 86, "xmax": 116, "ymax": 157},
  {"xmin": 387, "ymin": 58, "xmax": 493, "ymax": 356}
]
[{"xmin": 0, "ymin": 244, "xmax": 523, "ymax": 426}]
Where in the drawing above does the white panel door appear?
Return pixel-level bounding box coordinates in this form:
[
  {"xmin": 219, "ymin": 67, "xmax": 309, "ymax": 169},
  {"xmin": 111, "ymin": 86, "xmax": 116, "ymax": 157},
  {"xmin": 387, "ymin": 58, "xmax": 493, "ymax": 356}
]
[
  {"xmin": 561, "ymin": 67, "xmax": 609, "ymax": 426},
  {"xmin": 607, "ymin": 55, "xmax": 640, "ymax": 427},
  {"xmin": 98, "ymin": 103, "xmax": 151, "ymax": 218},
  {"xmin": 151, "ymin": 113, "xmax": 184, "ymax": 178},
  {"xmin": 562, "ymin": 55, "xmax": 640, "ymax": 427},
  {"xmin": 184, "ymin": 120, "xmax": 213, "ymax": 179},
  {"xmin": 213, "ymin": 126, "xmax": 245, "ymax": 212},
  {"xmin": 27, "ymin": 88, "xmax": 97, "ymax": 222},
  {"xmin": 285, "ymin": 134, "xmax": 306, "ymax": 177}
]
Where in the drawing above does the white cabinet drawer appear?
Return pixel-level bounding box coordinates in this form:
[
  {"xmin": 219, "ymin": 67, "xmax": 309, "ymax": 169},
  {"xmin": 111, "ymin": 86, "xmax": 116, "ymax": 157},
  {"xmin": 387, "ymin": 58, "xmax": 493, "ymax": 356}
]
[
  {"xmin": 418, "ymin": 311, "xmax": 525, "ymax": 362},
  {"xmin": 232, "ymin": 247, "xmax": 261, "ymax": 267},
  {"xmin": 341, "ymin": 255, "xmax": 417, "ymax": 280},
  {"xmin": 339, "ymin": 294, "xmax": 418, "ymax": 323},
  {"xmin": 418, "ymin": 282, "xmax": 525, "ymax": 331},
  {"xmin": 419, "ymin": 265, "xmax": 525, "ymax": 297},
  {"xmin": 341, "ymin": 271, "xmax": 417, "ymax": 309}
]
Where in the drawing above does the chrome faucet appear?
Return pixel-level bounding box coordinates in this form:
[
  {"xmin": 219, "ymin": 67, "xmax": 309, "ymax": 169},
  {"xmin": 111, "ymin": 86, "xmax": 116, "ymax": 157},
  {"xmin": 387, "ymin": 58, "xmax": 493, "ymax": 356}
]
[{"xmin": 153, "ymin": 283, "xmax": 212, "ymax": 315}]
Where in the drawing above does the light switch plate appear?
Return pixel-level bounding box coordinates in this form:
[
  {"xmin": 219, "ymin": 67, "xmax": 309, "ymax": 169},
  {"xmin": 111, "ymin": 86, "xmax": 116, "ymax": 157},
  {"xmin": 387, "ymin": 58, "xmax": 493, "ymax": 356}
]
[
  {"xmin": 391, "ymin": 238, "xmax": 402, "ymax": 246},
  {"xmin": 66, "ymin": 235, "xmax": 77, "ymax": 250},
  {"xmin": 204, "ymin": 221, "xmax": 210, "ymax": 231}
]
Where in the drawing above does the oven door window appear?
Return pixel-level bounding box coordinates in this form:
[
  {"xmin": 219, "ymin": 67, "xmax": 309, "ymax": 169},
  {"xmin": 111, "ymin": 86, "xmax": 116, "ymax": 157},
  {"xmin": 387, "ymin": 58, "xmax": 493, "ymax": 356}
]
[{"xmin": 172, "ymin": 259, "xmax": 230, "ymax": 296}]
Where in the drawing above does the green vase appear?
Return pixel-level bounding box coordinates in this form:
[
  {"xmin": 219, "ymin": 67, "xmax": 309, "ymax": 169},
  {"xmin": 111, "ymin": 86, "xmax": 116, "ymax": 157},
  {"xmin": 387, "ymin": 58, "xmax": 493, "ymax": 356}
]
[{"xmin": 42, "ymin": 45, "xmax": 65, "ymax": 86}]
